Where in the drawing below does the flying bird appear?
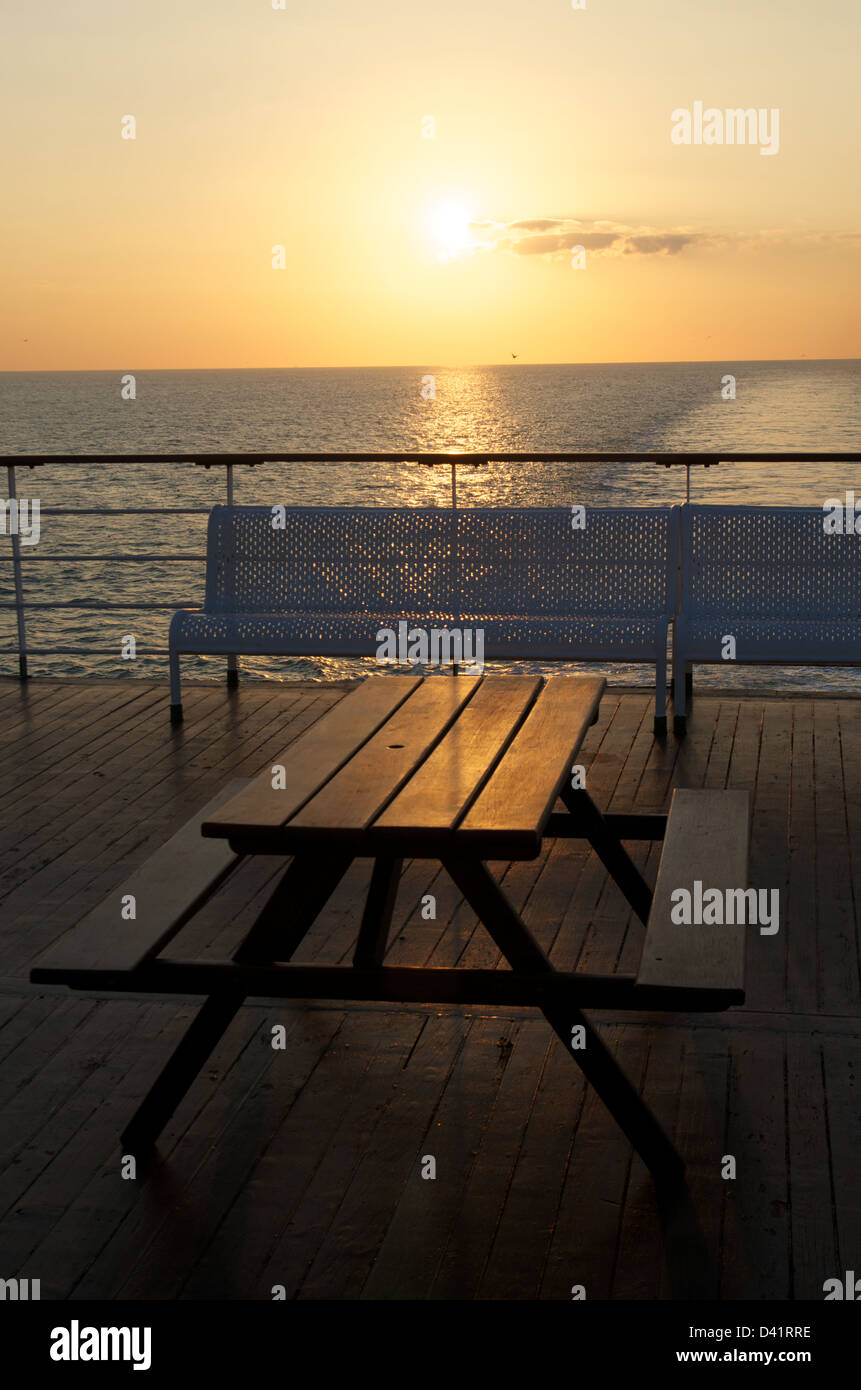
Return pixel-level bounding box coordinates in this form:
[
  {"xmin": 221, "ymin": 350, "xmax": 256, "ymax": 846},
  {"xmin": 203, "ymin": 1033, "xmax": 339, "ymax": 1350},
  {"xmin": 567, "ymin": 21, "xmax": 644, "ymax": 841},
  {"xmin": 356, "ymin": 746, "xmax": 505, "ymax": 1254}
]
[{"xmin": 511, "ymin": 352, "xmax": 518, "ymax": 359}]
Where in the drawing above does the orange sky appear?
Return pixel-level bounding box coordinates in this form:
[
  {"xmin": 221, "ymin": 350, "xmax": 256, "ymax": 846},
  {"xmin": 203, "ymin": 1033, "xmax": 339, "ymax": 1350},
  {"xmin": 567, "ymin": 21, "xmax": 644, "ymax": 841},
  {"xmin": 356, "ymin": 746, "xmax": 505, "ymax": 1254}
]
[{"xmin": 2, "ymin": 0, "xmax": 859, "ymax": 369}]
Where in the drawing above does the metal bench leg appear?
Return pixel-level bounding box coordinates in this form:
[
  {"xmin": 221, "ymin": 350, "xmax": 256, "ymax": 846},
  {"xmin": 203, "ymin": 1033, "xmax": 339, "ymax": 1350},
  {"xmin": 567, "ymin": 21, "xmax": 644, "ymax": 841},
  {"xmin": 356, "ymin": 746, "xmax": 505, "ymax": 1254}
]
[
  {"xmin": 672, "ymin": 646, "xmax": 687, "ymax": 735},
  {"xmin": 169, "ymin": 649, "xmax": 183, "ymax": 725},
  {"xmin": 654, "ymin": 656, "xmax": 667, "ymax": 737},
  {"xmin": 442, "ymin": 856, "xmax": 683, "ymax": 1183}
]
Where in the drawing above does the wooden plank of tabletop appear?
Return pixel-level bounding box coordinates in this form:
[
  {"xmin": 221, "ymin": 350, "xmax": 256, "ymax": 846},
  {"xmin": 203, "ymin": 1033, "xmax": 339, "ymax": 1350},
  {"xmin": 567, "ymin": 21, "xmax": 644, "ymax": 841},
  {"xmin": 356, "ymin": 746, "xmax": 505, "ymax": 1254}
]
[
  {"xmin": 284, "ymin": 676, "xmax": 480, "ymax": 844},
  {"xmin": 371, "ymin": 676, "xmax": 542, "ymax": 846},
  {"xmin": 201, "ymin": 676, "xmax": 419, "ymax": 838},
  {"xmin": 456, "ymin": 676, "xmax": 605, "ymax": 857}
]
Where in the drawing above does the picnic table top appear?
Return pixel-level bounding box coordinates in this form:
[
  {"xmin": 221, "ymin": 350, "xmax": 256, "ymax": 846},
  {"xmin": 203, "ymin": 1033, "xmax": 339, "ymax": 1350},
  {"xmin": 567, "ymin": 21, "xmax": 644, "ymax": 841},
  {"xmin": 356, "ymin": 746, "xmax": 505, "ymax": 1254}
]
[{"xmin": 202, "ymin": 673, "xmax": 605, "ymax": 860}]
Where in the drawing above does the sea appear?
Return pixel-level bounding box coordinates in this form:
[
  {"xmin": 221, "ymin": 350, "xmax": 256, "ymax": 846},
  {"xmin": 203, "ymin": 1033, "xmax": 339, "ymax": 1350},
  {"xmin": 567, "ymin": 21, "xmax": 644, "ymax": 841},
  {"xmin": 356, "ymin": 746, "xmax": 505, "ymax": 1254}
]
[{"xmin": 1, "ymin": 360, "xmax": 860, "ymax": 691}]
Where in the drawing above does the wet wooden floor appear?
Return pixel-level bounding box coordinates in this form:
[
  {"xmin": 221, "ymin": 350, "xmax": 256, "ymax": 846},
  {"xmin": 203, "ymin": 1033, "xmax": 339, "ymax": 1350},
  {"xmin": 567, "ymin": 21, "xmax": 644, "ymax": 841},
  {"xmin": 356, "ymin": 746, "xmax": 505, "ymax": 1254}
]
[{"xmin": 1, "ymin": 676, "xmax": 859, "ymax": 1300}]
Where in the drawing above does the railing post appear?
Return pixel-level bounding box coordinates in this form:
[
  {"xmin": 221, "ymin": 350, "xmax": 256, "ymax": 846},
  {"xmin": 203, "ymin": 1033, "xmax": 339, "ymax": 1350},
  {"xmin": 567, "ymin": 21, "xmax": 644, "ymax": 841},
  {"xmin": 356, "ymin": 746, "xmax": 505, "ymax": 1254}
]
[
  {"xmin": 226, "ymin": 462, "xmax": 238, "ymax": 689},
  {"xmin": 7, "ymin": 464, "xmax": 29, "ymax": 680},
  {"xmin": 450, "ymin": 460, "xmax": 459, "ymax": 674}
]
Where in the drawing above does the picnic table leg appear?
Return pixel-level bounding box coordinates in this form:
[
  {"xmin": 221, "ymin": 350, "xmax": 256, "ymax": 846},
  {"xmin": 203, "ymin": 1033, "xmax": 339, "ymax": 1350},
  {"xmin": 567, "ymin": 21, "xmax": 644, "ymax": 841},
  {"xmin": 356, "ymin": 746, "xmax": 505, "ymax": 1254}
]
[
  {"xmin": 121, "ymin": 851, "xmax": 353, "ymax": 1155},
  {"xmin": 442, "ymin": 856, "xmax": 684, "ymax": 1184},
  {"xmin": 353, "ymin": 856, "xmax": 403, "ymax": 967},
  {"xmin": 559, "ymin": 786, "xmax": 653, "ymax": 926},
  {"xmin": 121, "ymin": 993, "xmax": 246, "ymax": 1156}
]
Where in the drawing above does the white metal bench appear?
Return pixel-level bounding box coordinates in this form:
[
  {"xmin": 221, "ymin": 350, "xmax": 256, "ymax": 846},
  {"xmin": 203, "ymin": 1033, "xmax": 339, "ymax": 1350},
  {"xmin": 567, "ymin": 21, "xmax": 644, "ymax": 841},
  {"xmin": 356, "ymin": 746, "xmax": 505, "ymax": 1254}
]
[
  {"xmin": 672, "ymin": 505, "xmax": 861, "ymax": 733},
  {"xmin": 169, "ymin": 505, "xmax": 679, "ymax": 731}
]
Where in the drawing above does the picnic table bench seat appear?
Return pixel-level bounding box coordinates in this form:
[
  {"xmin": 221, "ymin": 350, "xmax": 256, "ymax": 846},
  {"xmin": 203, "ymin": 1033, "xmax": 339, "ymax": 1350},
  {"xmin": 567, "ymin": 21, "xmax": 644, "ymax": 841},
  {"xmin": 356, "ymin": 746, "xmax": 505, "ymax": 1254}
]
[
  {"xmin": 636, "ymin": 787, "xmax": 749, "ymax": 1003},
  {"xmin": 32, "ymin": 676, "xmax": 750, "ymax": 1181},
  {"xmin": 30, "ymin": 782, "xmax": 248, "ymax": 987},
  {"xmin": 169, "ymin": 505, "xmax": 679, "ymax": 732}
]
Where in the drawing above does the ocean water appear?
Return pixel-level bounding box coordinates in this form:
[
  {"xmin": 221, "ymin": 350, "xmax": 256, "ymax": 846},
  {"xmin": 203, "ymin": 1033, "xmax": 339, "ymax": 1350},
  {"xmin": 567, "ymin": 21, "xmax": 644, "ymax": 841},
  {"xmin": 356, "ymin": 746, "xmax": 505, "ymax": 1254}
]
[{"xmin": 1, "ymin": 360, "xmax": 860, "ymax": 690}]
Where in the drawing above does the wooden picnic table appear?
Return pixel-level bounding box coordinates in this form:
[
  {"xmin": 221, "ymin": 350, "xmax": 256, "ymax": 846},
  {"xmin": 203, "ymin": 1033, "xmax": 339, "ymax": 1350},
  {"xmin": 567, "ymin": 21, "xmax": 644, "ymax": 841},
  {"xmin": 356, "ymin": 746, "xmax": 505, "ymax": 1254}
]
[{"xmin": 33, "ymin": 674, "xmax": 751, "ymax": 1181}]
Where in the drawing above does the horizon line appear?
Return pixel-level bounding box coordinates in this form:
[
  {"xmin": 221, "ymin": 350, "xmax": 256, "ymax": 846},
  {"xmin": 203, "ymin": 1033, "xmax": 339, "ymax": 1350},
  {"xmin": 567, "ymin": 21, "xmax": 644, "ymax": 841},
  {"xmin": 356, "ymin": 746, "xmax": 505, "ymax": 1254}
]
[{"xmin": 1, "ymin": 356, "xmax": 859, "ymax": 375}]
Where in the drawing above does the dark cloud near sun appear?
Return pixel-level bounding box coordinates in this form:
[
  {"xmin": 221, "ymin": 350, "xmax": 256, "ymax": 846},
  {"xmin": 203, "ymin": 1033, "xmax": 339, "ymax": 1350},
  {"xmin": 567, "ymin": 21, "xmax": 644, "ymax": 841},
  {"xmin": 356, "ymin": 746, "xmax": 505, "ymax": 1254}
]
[
  {"xmin": 512, "ymin": 231, "xmax": 620, "ymax": 255},
  {"xmin": 623, "ymin": 233, "xmax": 699, "ymax": 255},
  {"xmin": 507, "ymin": 218, "xmax": 569, "ymax": 233}
]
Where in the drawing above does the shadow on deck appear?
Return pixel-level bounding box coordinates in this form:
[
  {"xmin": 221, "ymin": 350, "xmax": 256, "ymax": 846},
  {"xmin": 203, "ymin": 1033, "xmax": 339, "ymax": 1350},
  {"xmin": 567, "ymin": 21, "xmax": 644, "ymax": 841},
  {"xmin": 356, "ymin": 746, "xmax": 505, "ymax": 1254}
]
[{"xmin": 0, "ymin": 676, "xmax": 858, "ymax": 1300}]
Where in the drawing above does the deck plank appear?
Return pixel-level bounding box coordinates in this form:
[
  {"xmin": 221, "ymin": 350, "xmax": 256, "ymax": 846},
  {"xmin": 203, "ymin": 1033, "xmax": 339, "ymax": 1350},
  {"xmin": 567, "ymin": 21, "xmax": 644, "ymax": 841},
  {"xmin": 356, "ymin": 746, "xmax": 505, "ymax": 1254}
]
[
  {"xmin": 720, "ymin": 1031, "xmax": 789, "ymax": 1299},
  {"xmin": 658, "ymin": 1030, "xmax": 728, "ymax": 1299},
  {"xmin": 786, "ymin": 1034, "xmax": 837, "ymax": 1299},
  {"xmin": 538, "ymin": 1024, "xmax": 646, "ymax": 1300},
  {"xmin": 748, "ymin": 702, "xmax": 792, "ymax": 1014},
  {"xmin": 237, "ymin": 1011, "xmax": 424, "ymax": 1301},
  {"xmin": 813, "ymin": 701, "xmax": 860, "ymax": 1013},
  {"xmin": 359, "ymin": 1016, "xmax": 512, "ymax": 1299},
  {"xmin": 297, "ymin": 1013, "xmax": 471, "ymax": 1300},
  {"xmin": 787, "ymin": 703, "xmax": 818, "ymax": 1015}
]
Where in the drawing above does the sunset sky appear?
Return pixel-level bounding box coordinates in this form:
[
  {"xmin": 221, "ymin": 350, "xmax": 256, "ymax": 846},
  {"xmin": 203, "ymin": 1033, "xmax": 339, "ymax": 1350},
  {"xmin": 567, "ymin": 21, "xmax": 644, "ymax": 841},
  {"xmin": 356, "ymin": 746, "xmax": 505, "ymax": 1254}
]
[{"xmin": 3, "ymin": 0, "xmax": 859, "ymax": 369}]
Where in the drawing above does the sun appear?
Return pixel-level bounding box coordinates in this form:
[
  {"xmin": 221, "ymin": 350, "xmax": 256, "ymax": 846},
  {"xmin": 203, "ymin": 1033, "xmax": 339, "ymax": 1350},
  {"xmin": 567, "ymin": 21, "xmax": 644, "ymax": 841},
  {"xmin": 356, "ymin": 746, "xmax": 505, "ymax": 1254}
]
[{"xmin": 431, "ymin": 201, "xmax": 473, "ymax": 261}]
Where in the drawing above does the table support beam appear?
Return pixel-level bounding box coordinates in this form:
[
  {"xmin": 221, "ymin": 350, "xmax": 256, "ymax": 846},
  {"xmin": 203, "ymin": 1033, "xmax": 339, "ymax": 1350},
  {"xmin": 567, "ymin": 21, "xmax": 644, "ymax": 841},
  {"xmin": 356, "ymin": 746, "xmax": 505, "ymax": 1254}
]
[
  {"xmin": 62, "ymin": 960, "xmax": 737, "ymax": 1011},
  {"xmin": 545, "ymin": 811, "xmax": 667, "ymax": 842}
]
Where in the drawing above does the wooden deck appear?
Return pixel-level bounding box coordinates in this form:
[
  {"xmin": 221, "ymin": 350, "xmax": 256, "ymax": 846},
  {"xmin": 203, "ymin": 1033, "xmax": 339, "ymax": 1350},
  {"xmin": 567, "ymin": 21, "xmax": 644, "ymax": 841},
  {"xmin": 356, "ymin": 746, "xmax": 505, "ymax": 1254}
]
[{"xmin": 1, "ymin": 675, "xmax": 859, "ymax": 1301}]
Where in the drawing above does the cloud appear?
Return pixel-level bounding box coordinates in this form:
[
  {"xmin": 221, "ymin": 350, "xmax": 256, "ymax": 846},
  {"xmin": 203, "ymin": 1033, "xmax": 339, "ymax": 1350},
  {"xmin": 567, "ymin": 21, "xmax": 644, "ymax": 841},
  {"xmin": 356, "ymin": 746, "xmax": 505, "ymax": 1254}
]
[
  {"xmin": 622, "ymin": 233, "xmax": 699, "ymax": 255},
  {"xmin": 462, "ymin": 216, "xmax": 860, "ymax": 265},
  {"xmin": 465, "ymin": 215, "xmax": 717, "ymax": 262},
  {"xmin": 512, "ymin": 231, "xmax": 620, "ymax": 255},
  {"xmin": 507, "ymin": 218, "xmax": 570, "ymax": 232}
]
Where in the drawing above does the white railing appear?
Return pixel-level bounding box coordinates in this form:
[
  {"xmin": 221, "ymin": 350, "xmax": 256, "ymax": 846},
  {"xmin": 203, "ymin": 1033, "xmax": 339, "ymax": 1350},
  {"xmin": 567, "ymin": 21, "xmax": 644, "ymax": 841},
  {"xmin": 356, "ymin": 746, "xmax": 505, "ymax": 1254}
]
[{"xmin": 1, "ymin": 451, "xmax": 856, "ymax": 678}]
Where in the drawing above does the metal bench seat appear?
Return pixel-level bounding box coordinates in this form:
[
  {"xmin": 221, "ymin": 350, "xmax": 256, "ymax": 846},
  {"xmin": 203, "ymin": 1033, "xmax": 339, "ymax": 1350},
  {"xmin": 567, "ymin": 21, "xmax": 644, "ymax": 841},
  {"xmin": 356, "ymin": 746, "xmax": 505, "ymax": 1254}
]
[
  {"xmin": 472, "ymin": 615, "xmax": 672, "ymax": 655},
  {"xmin": 170, "ymin": 610, "xmax": 461, "ymax": 652},
  {"xmin": 675, "ymin": 617, "xmax": 861, "ymax": 658},
  {"xmin": 171, "ymin": 610, "xmax": 670, "ymax": 659}
]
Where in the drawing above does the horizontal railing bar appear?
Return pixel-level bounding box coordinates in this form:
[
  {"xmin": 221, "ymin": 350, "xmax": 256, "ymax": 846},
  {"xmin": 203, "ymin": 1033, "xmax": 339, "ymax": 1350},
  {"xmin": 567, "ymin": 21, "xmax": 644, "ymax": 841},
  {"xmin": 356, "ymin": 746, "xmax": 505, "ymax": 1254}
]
[
  {"xmin": 0, "ymin": 646, "xmax": 170, "ymax": 656},
  {"xmin": 35, "ymin": 508, "xmax": 212, "ymax": 516},
  {"xmin": 0, "ymin": 601, "xmax": 199, "ymax": 610},
  {"xmin": 3, "ymin": 451, "xmax": 861, "ymax": 468},
  {"xmin": 0, "ymin": 554, "xmax": 203, "ymax": 562}
]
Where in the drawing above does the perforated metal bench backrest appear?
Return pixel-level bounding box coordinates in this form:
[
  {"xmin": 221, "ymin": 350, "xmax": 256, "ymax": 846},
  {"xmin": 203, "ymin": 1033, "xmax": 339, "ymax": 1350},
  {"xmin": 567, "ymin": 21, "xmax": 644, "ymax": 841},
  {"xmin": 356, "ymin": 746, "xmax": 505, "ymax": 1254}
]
[
  {"xmin": 205, "ymin": 506, "xmax": 458, "ymax": 616},
  {"xmin": 204, "ymin": 505, "xmax": 678, "ymax": 618},
  {"xmin": 457, "ymin": 507, "xmax": 677, "ymax": 617},
  {"xmin": 680, "ymin": 505, "xmax": 861, "ymax": 619}
]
